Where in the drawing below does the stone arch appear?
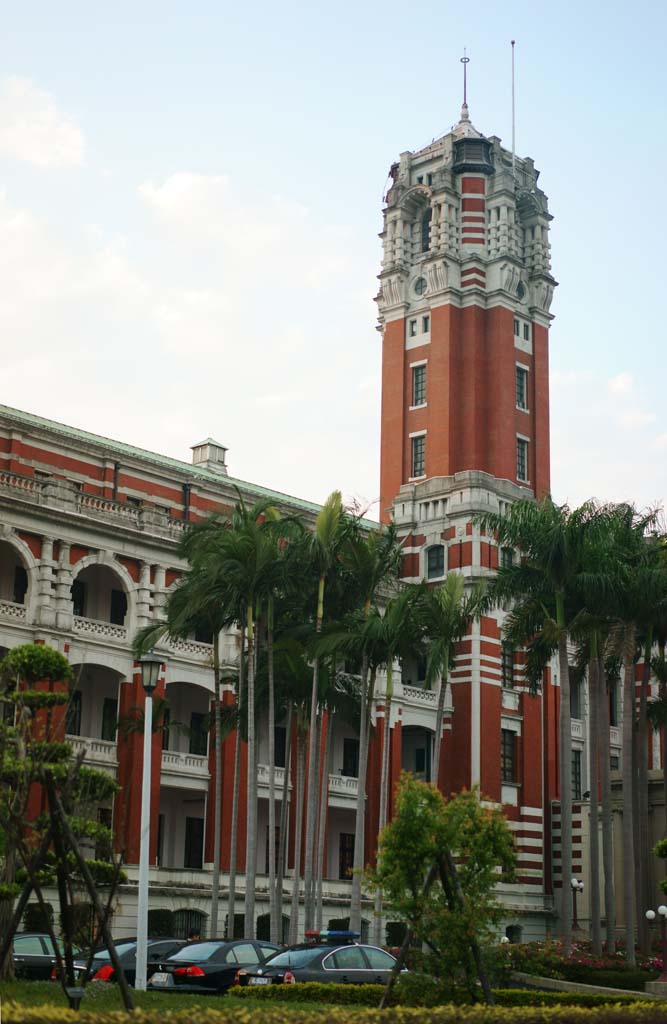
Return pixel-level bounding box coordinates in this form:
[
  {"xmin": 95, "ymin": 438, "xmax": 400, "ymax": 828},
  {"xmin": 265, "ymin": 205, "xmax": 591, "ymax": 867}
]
[
  {"xmin": 0, "ymin": 530, "xmax": 39, "ymax": 620},
  {"xmin": 70, "ymin": 554, "xmax": 136, "ymax": 630},
  {"xmin": 67, "ymin": 662, "xmax": 125, "ymax": 740}
]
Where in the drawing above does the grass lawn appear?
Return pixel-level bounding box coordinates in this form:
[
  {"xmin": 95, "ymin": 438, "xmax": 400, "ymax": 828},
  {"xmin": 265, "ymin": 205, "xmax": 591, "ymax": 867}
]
[{"xmin": 0, "ymin": 980, "xmax": 330, "ymax": 1014}]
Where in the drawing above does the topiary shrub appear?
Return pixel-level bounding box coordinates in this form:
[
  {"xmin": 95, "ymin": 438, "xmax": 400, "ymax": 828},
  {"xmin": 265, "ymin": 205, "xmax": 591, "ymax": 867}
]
[
  {"xmin": 147, "ymin": 908, "xmax": 175, "ymax": 937},
  {"xmin": 23, "ymin": 902, "xmax": 54, "ymax": 933}
]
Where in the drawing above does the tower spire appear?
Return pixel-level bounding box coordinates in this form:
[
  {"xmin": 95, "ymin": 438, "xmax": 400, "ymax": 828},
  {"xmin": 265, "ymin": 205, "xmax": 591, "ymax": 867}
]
[{"xmin": 460, "ymin": 49, "xmax": 471, "ymax": 121}]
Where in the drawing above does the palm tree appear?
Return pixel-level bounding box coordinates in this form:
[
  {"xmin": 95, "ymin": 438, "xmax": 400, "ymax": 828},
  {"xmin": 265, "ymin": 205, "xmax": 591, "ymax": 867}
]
[
  {"xmin": 477, "ymin": 497, "xmax": 612, "ymax": 953},
  {"xmin": 418, "ymin": 573, "xmax": 485, "ymax": 783}
]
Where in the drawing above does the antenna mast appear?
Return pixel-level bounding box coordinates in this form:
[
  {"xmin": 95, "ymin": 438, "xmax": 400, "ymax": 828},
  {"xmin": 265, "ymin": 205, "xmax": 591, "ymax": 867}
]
[{"xmin": 511, "ymin": 40, "xmax": 516, "ymax": 180}]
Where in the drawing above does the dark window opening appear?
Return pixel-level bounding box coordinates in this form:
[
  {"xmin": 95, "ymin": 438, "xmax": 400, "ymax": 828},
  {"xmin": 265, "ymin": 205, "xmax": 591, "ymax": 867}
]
[
  {"xmin": 421, "ymin": 208, "xmax": 432, "ymax": 252},
  {"xmin": 342, "ymin": 737, "xmax": 360, "ymax": 778},
  {"xmin": 417, "ymin": 657, "xmax": 427, "ymax": 683},
  {"xmin": 189, "ymin": 712, "xmax": 208, "ymax": 757},
  {"xmin": 339, "ymin": 833, "xmax": 355, "ymax": 879},
  {"xmin": 71, "ymin": 579, "xmax": 86, "ymax": 617},
  {"xmin": 109, "ymin": 589, "xmax": 127, "ymax": 626},
  {"xmin": 100, "ymin": 697, "xmax": 118, "ymax": 742},
  {"xmin": 572, "ymin": 749, "xmax": 582, "ymax": 800},
  {"xmin": 501, "ymin": 644, "xmax": 514, "ymax": 689},
  {"xmin": 610, "ymin": 755, "xmax": 620, "ymax": 771},
  {"xmin": 516, "ymin": 366, "xmax": 528, "ymax": 410},
  {"xmin": 194, "ymin": 626, "xmax": 213, "ymax": 644},
  {"xmin": 411, "ymin": 435, "xmax": 425, "ymax": 478},
  {"xmin": 513, "ymin": 318, "xmax": 520, "ymax": 337},
  {"xmin": 516, "ymin": 438, "xmax": 528, "ymax": 482},
  {"xmin": 274, "ymin": 726, "xmax": 286, "ymax": 768},
  {"xmin": 184, "ymin": 817, "xmax": 204, "ymax": 869},
  {"xmin": 427, "ymin": 545, "xmax": 445, "ymax": 579},
  {"xmin": 174, "ymin": 908, "xmax": 206, "ymax": 939},
  {"xmin": 501, "ymin": 547, "xmax": 514, "ymax": 568},
  {"xmin": 66, "ymin": 691, "xmax": 82, "ymax": 737},
  {"xmin": 412, "ymin": 364, "xmax": 426, "ymax": 406},
  {"xmin": 609, "ymin": 680, "xmax": 618, "ymax": 727},
  {"xmin": 570, "ymin": 673, "xmax": 581, "ymax": 720},
  {"xmin": 157, "ymin": 814, "xmax": 165, "ymax": 866},
  {"xmin": 12, "ymin": 565, "xmax": 27, "ymax": 605},
  {"xmin": 501, "ymin": 729, "xmax": 516, "ymax": 783},
  {"xmin": 162, "ymin": 707, "xmax": 171, "ymax": 751}
]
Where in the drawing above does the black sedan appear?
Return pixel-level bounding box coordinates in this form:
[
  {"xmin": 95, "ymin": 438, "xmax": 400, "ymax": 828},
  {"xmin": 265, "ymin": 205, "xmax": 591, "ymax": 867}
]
[
  {"xmin": 12, "ymin": 933, "xmax": 65, "ymax": 981},
  {"xmin": 73, "ymin": 937, "xmax": 186, "ymax": 985},
  {"xmin": 238, "ymin": 939, "xmax": 400, "ymax": 986},
  {"xmin": 148, "ymin": 939, "xmax": 280, "ymax": 994}
]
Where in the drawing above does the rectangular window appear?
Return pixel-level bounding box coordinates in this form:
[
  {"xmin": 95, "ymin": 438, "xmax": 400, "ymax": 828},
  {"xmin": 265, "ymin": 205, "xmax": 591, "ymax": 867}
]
[
  {"xmin": 572, "ymin": 750, "xmax": 582, "ymax": 800},
  {"xmin": 71, "ymin": 579, "xmax": 86, "ymax": 618},
  {"xmin": 501, "ymin": 729, "xmax": 516, "ymax": 783},
  {"xmin": 342, "ymin": 737, "xmax": 360, "ymax": 778},
  {"xmin": 516, "ymin": 366, "xmax": 528, "ymax": 410},
  {"xmin": 609, "ymin": 680, "xmax": 618, "ymax": 727},
  {"xmin": 412, "ymin": 364, "xmax": 426, "ymax": 406},
  {"xmin": 109, "ymin": 589, "xmax": 127, "ymax": 626},
  {"xmin": 126, "ymin": 496, "xmax": 142, "ymax": 508},
  {"xmin": 66, "ymin": 690, "xmax": 82, "ymax": 737},
  {"xmin": 610, "ymin": 755, "xmax": 620, "ymax": 771},
  {"xmin": 411, "ymin": 435, "xmax": 425, "ymax": 477},
  {"xmin": 184, "ymin": 817, "xmax": 204, "ymax": 869},
  {"xmin": 501, "ymin": 644, "xmax": 514, "ymax": 689},
  {"xmin": 427, "ymin": 545, "xmax": 445, "ymax": 579},
  {"xmin": 339, "ymin": 832, "xmax": 355, "ymax": 879},
  {"xmin": 523, "ymin": 323, "xmax": 530, "ymax": 341},
  {"xmin": 189, "ymin": 712, "xmax": 208, "ymax": 757},
  {"xmin": 516, "ymin": 437, "xmax": 528, "ymax": 482},
  {"xmin": 12, "ymin": 566, "xmax": 27, "ymax": 604},
  {"xmin": 501, "ymin": 546, "xmax": 514, "ymax": 568},
  {"xmin": 156, "ymin": 813, "xmax": 165, "ymax": 867},
  {"xmin": 513, "ymin": 318, "xmax": 520, "ymax": 337},
  {"xmin": 100, "ymin": 697, "xmax": 118, "ymax": 742},
  {"xmin": 570, "ymin": 673, "xmax": 581, "ymax": 719},
  {"xmin": 422, "ymin": 314, "xmax": 430, "ymax": 333},
  {"xmin": 274, "ymin": 726, "xmax": 286, "ymax": 768},
  {"xmin": 416, "ymin": 175, "xmax": 423, "ymax": 184},
  {"xmin": 162, "ymin": 707, "xmax": 171, "ymax": 751},
  {"xmin": 408, "ymin": 319, "xmax": 417, "ymax": 337}
]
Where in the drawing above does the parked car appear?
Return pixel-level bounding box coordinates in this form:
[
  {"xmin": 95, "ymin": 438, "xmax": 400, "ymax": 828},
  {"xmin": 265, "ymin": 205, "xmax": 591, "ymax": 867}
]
[
  {"xmin": 12, "ymin": 933, "xmax": 65, "ymax": 981},
  {"xmin": 237, "ymin": 931, "xmax": 401, "ymax": 987},
  {"xmin": 148, "ymin": 939, "xmax": 280, "ymax": 994},
  {"xmin": 73, "ymin": 937, "xmax": 186, "ymax": 985}
]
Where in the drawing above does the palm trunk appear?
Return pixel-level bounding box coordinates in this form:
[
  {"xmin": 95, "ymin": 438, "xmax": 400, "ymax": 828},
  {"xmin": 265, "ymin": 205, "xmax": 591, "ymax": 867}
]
[
  {"xmin": 636, "ymin": 641, "xmax": 652, "ymax": 953},
  {"xmin": 622, "ymin": 647, "xmax": 637, "ymax": 965},
  {"xmin": 267, "ymin": 603, "xmax": 278, "ymax": 943},
  {"xmin": 431, "ymin": 654, "xmax": 450, "ymax": 784},
  {"xmin": 289, "ymin": 730, "xmax": 306, "ymax": 944},
  {"xmin": 557, "ymin": 628, "xmax": 573, "ymax": 953},
  {"xmin": 210, "ymin": 634, "xmax": 222, "ymax": 937},
  {"xmin": 276, "ymin": 702, "xmax": 293, "ymax": 944},
  {"xmin": 587, "ymin": 653, "xmax": 601, "ymax": 954},
  {"xmin": 598, "ymin": 655, "xmax": 615, "ymax": 952},
  {"xmin": 244, "ymin": 608, "xmax": 257, "ymax": 938},
  {"xmin": 315, "ymin": 711, "xmax": 332, "ymax": 931},
  {"xmin": 350, "ymin": 660, "xmax": 373, "ymax": 934},
  {"xmin": 227, "ymin": 626, "xmax": 245, "ymax": 939},
  {"xmin": 373, "ymin": 660, "xmax": 393, "ymax": 947},
  {"xmin": 303, "ymin": 575, "xmax": 325, "ymax": 932}
]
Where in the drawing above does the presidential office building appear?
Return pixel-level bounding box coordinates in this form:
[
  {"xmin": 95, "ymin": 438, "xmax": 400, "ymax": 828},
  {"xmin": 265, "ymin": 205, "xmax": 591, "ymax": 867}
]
[{"xmin": 0, "ymin": 96, "xmax": 627, "ymax": 941}]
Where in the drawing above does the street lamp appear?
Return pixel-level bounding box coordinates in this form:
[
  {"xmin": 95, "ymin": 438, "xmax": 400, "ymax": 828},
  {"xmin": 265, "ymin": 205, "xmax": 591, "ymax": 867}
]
[
  {"xmin": 645, "ymin": 905, "xmax": 667, "ymax": 984},
  {"xmin": 135, "ymin": 651, "xmax": 163, "ymax": 992},
  {"xmin": 571, "ymin": 877, "xmax": 584, "ymax": 931}
]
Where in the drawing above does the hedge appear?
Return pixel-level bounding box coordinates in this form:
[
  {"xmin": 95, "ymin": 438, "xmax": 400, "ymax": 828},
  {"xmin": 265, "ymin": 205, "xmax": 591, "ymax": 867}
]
[
  {"xmin": 229, "ymin": 983, "xmax": 648, "ymax": 1009},
  {"xmin": 0, "ymin": 1002, "xmax": 665, "ymax": 1024}
]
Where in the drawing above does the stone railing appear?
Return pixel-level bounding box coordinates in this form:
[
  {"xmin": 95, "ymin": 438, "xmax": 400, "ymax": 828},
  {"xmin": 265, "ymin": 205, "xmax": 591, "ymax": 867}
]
[
  {"xmin": 610, "ymin": 726, "xmax": 621, "ymax": 747},
  {"xmin": 571, "ymin": 719, "xmax": 584, "ymax": 740},
  {"xmin": 0, "ymin": 599, "xmax": 27, "ymax": 622},
  {"xmin": 257, "ymin": 764, "xmax": 287, "ymax": 790},
  {"xmin": 77, "ymin": 493, "xmax": 140, "ymax": 525},
  {"xmin": 161, "ymin": 750, "xmax": 210, "ymax": 779},
  {"xmin": 328, "ymin": 773, "xmax": 358, "ymax": 798},
  {"xmin": 167, "ymin": 637, "xmax": 214, "ymax": 663},
  {"xmin": 73, "ymin": 616, "xmax": 128, "ymax": 643},
  {"xmin": 402, "ymin": 685, "xmax": 437, "ymax": 706},
  {"xmin": 0, "ymin": 470, "xmax": 45, "ymax": 500},
  {"xmin": 67, "ymin": 735, "xmax": 118, "ymax": 769}
]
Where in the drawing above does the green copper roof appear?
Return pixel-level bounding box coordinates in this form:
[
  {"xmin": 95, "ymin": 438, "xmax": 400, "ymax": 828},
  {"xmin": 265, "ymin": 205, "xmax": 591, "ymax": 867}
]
[{"xmin": 0, "ymin": 402, "xmax": 377, "ymax": 526}]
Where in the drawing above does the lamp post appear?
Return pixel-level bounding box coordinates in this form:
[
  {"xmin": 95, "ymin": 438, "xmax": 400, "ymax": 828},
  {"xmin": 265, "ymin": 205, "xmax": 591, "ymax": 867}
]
[
  {"xmin": 571, "ymin": 877, "xmax": 584, "ymax": 931},
  {"xmin": 645, "ymin": 905, "xmax": 667, "ymax": 984},
  {"xmin": 135, "ymin": 651, "xmax": 163, "ymax": 992}
]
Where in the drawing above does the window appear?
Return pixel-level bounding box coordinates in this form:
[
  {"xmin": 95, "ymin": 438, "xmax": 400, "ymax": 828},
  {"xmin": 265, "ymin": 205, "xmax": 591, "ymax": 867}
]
[
  {"xmin": 408, "ymin": 319, "xmax": 417, "ymax": 337},
  {"xmin": 189, "ymin": 712, "xmax": 208, "ymax": 756},
  {"xmin": 194, "ymin": 625, "xmax": 213, "ymax": 643},
  {"xmin": 66, "ymin": 690, "xmax": 82, "ymax": 737},
  {"xmin": 157, "ymin": 813, "xmax": 165, "ymax": 866},
  {"xmin": 71, "ymin": 579, "xmax": 86, "ymax": 617},
  {"xmin": 501, "ymin": 547, "xmax": 514, "ymax": 568},
  {"xmin": 609, "ymin": 680, "xmax": 618, "ymax": 727},
  {"xmin": 421, "ymin": 208, "xmax": 432, "ymax": 252},
  {"xmin": 342, "ymin": 737, "xmax": 360, "ymax": 778},
  {"xmin": 427, "ymin": 545, "xmax": 445, "ymax": 579},
  {"xmin": 126, "ymin": 496, "xmax": 142, "ymax": 508},
  {"xmin": 110, "ymin": 589, "xmax": 127, "ymax": 626},
  {"xmin": 96, "ymin": 807, "xmax": 112, "ymax": 860},
  {"xmin": 523, "ymin": 322, "xmax": 530, "ymax": 341},
  {"xmin": 274, "ymin": 725, "xmax": 286, "ymax": 768},
  {"xmin": 501, "ymin": 729, "xmax": 516, "ymax": 783},
  {"xmin": 173, "ymin": 909, "xmax": 208, "ymax": 942},
  {"xmin": 570, "ymin": 674, "xmax": 581, "ymax": 720},
  {"xmin": 414, "ymin": 742, "xmax": 431, "ymax": 781},
  {"xmin": 572, "ymin": 750, "xmax": 582, "ymax": 800},
  {"xmin": 328, "ymin": 946, "xmax": 367, "ymax": 970},
  {"xmin": 417, "ymin": 657, "xmax": 427, "ymax": 683},
  {"xmin": 427, "ymin": 172, "xmax": 433, "ymax": 186},
  {"xmin": 161, "ymin": 707, "xmax": 171, "ymax": 751},
  {"xmin": 610, "ymin": 755, "xmax": 620, "ymax": 771},
  {"xmin": 422, "ymin": 314, "xmax": 430, "ymax": 333},
  {"xmin": 13, "ymin": 936, "xmax": 45, "ymax": 956},
  {"xmin": 412, "ymin": 364, "xmax": 426, "ymax": 406},
  {"xmin": 12, "ymin": 565, "xmax": 27, "ymax": 605},
  {"xmin": 264, "ymin": 825, "xmax": 280, "ymax": 873},
  {"xmin": 339, "ymin": 832, "xmax": 355, "ymax": 879},
  {"xmin": 513, "ymin": 318, "xmax": 520, "ymax": 337},
  {"xmin": 516, "ymin": 437, "xmax": 528, "ymax": 482},
  {"xmin": 501, "ymin": 644, "xmax": 514, "ymax": 688},
  {"xmin": 228, "ymin": 942, "xmax": 259, "ymax": 964},
  {"xmin": 363, "ymin": 946, "xmax": 396, "ymax": 969},
  {"xmin": 184, "ymin": 817, "xmax": 204, "ymax": 869},
  {"xmin": 411, "ymin": 435, "xmax": 425, "ymax": 477},
  {"xmin": 100, "ymin": 697, "xmax": 117, "ymax": 742},
  {"xmin": 516, "ymin": 366, "xmax": 528, "ymax": 410},
  {"xmin": 416, "ymin": 175, "xmax": 423, "ymax": 185}
]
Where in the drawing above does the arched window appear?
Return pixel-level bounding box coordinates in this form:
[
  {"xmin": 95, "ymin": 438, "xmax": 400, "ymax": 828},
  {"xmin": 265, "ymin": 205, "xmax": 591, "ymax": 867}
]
[
  {"xmin": 505, "ymin": 924, "xmax": 522, "ymax": 944},
  {"xmin": 421, "ymin": 208, "xmax": 432, "ymax": 252},
  {"xmin": 173, "ymin": 907, "xmax": 207, "ymax": 940}
]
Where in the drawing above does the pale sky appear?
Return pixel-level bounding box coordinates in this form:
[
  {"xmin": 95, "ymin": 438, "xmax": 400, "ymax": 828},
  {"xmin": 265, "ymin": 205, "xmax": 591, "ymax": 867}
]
[{"xmin": 1, "ymin": 1, "xmax": 665, "ymax": 519}]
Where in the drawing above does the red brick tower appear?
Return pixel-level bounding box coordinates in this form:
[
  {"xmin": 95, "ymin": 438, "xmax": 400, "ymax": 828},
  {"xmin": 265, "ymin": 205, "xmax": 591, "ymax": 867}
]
[{"xmin": 377, "ymin": 96, "xmax": 558, "ymax": 936}]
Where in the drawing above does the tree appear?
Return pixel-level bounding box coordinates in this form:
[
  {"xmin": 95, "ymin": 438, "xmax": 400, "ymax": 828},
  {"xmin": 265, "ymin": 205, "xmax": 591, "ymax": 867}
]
[{"xmin": 368, "ymin": 773, "xmax": 515, "ymax": 1007}]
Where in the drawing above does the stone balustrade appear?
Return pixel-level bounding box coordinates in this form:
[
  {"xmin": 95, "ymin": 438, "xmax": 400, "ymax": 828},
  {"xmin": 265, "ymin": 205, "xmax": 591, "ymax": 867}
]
[
  {"xmin": 402, "ymin": 685, "xmax": 437, "ymax": 706},
  {"xmin": 0, "ymin": 599, "xmax": 27, "ymax": 622},
  {"xmin": 66, "ymin": 735, "xmax": 118, "ymax": 774},
  {"xmin": 73, "ymin": 616, "xmax": 128, "ymax": 643}
]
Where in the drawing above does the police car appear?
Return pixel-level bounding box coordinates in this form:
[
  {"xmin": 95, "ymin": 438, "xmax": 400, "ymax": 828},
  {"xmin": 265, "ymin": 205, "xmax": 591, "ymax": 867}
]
[{"xmin": 236, "ymin": 930, "xmax": 401, "ymax": 987}]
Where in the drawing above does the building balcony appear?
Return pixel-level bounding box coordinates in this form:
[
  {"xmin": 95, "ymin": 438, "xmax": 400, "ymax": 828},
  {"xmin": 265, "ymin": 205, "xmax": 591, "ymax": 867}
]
[
  {"xmin": 166, "ymin": 637, "xmax": 214, "ymax": 664},
  {"xmin": 66, "ymin": 735, "xmax": 118, "ymax": 776},
  {"xmin": 161, "ymin": 749, "xmax": 210, "ymax": 790},
  {"xmin": 402, "ymin": 685, "xmax": 437, "ymax": 707},
  {"xmin": 0, "ymin": 598, "xmax": 27, "ymax": 623},
  {"xmin": 257, "ymin": 764, "xmax": 288, "ymax": 793},
  {"xmin": 72, "ymin": 615, "xmax": 128, "ymax": 644}
]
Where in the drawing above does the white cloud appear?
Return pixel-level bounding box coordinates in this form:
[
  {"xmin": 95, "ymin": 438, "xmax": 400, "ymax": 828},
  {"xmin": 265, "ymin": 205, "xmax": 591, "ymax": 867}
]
[
  {"xmin": 618, "ymin": 410, "xmax": 656, "ymax": 429},
  {"xmin": 0, "ymin": 77, "xmax": 84, "ymax": 167},
  {"xmin": 608, "ymin": 371, "xmax": 633, "ymax": 395}
]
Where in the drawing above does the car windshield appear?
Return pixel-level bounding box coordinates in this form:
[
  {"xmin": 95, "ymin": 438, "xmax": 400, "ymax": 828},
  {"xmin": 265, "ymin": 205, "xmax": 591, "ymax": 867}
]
[
  {"xmin": 168, "ymin": 942, "xmax": 222, "ymax": 962},
  {"xmin": 93, "ymin": 942, "xmax": 136, "ymax": 961},
  {"xmin": 264, "ymin": 947, "xmax": 323, "ymax": 968}
]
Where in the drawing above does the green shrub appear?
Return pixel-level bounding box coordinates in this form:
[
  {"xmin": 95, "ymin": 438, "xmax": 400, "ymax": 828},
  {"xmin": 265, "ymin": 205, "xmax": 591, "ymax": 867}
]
[
  {"xmin": 559, "ymin": 966, "xmax": 654, "ymax": 990},
  {"xmin": 147, "ymin": 909, "xmax": 175, "ymax": 937},
  {"xmin": 23, "ymin": 902, "xmax": 54, "ymax": 933}
]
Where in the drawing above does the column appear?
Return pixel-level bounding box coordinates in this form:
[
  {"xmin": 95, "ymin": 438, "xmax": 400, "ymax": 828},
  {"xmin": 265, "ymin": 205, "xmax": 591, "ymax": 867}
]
[{"xmin": 55, "ymin": 542, "xmax": 74, "ymax": 631}]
